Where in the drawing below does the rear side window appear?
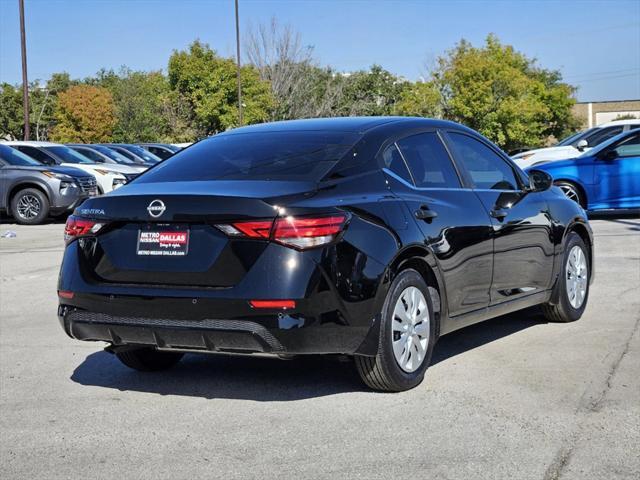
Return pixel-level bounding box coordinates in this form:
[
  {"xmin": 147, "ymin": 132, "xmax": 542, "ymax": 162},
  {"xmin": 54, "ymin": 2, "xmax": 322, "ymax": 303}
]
[
  {"xmin": 138, "ymin": 131, "xmax": 361, "ymax": 183},
  {"xmin": 396, "ymin": 132, "xmax": 461, "ymax": 188},
  {"xmin": 381, "ymin": 144, "xmax": 413, "ymax": 184},
  {"xmin": 448, "ymin": 132, "xmax": 519, "ymax": 190}
]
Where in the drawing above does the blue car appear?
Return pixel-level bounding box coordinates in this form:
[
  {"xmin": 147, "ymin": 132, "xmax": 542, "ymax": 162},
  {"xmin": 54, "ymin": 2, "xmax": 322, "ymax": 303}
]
[{"xmin": 526, "ymin": 129, "xmax": 640, "ymax": 212}]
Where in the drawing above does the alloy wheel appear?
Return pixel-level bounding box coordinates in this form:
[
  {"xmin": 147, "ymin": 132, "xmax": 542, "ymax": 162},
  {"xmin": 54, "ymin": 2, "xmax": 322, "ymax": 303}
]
[
  {"xmin": 16, "ymin": 194, "xmax": 41, "ymax": 220},
  {"xmin": 566, "ymin": 245, "xmax": 588, "ymax": 309},
  {"xmin": 392, "ymin": 286, "xmax": 430, "ymax": 373},
  {"xmin": 559, "ymin": 184, "xmax": 580, "ymax": 204}
]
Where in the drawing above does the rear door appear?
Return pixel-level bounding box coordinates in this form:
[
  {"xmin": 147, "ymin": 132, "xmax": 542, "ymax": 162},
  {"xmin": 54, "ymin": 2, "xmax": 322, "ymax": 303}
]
[
  {"xmin": 388, "ymin": 130, "xmax": 494, "ymax": 317},
  {"xmin": 593, "ymin": 131, "xmax": 640, "ymax": 209},
  {"xmin": 443, "ymin": 130, "xmax": 555, "ymax": 305}
]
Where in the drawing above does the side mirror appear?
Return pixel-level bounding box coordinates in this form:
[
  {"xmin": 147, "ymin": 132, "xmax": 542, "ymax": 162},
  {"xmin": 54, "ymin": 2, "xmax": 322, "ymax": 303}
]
[
  {"xmin": 600, "ymin": 149, "xmax": 618, "ymax": 161},
  {"xmin": 576, "ymin": 139, "xmax": 588, "ymax": 152},
  {"xmin": 527, "ymin": 169, "xmax": 553, "ymax": 192}
]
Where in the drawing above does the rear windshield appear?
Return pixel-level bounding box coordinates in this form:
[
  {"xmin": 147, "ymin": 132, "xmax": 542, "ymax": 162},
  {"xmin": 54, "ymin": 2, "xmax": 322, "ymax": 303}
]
[{"xmin": 137, "ymin": 131, "xmax": 361, "ymax": 183}]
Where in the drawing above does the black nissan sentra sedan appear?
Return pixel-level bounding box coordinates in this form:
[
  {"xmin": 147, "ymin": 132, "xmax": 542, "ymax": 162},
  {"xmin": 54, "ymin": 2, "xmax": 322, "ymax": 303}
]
[{"xmin": 57, "ymin": 117, "xmax": 593, "ymax": 391}]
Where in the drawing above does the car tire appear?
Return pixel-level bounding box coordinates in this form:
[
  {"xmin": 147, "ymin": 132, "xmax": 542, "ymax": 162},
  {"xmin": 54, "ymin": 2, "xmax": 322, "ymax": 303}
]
[
  {"xmin": 115, "ymin": 348, "xmax": 184, "ymax": 372},
  {"xmin": 10, "ymin": 188, "xmax": 50, "ymax": 225},
  {"xmin": 555, "ymin": 181, "xmax": 585, "ymax": 208},
  {"xmin": 542, "ymin": 232, "xmax": 590, "ymax": 323},
  {"xmin": 355, "ymin": 269, "xmax": 436, "ymax": 392}
]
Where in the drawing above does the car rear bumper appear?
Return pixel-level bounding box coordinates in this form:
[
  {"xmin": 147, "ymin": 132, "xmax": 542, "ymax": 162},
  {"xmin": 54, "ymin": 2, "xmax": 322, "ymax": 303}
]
[{"xmin": 58, "ymin": 305, "xmax": 378, "ymax": 355}]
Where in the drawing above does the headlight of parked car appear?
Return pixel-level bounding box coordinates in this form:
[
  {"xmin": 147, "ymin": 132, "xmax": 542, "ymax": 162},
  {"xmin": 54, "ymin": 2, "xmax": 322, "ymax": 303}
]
[{"xmin": 112, "ymin": 177, "xmax": 127, "ymax": 189}]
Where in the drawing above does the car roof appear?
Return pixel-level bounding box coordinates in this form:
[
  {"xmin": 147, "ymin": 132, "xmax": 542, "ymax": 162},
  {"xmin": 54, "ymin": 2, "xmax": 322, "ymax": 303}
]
[
  {"xmin": 221, "ymin": 116, "xmax": 465, "ymax": 136},
  {"xmin": 600, "ymin": 119, "xmax": 640, "ymax": 127},
  {"xmin": 0, "ymin": 141, "xmax": 61, "ymax": 147}
]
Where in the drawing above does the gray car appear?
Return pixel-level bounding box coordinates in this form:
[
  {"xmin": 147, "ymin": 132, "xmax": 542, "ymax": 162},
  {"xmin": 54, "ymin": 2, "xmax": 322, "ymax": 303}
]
[{"xmin": 0, "ymin": 144, "xmax": 98, "ymax": 225}]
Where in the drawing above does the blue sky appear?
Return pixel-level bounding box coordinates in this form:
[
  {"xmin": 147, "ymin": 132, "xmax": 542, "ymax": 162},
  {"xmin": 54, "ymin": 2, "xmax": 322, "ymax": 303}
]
[{"xmin": 1, "ymin": 0, "xmax": 639, "ymax": 101}]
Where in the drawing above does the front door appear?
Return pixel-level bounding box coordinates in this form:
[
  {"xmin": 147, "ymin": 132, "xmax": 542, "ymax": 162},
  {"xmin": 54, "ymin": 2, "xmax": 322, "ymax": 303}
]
[
  {"xmin": 443, "ymin": 131, "xmax": 555, "ymax": 305},
  {"xmin": 593, "ymin": 131, "xmax": 640, "ymax": 210}
]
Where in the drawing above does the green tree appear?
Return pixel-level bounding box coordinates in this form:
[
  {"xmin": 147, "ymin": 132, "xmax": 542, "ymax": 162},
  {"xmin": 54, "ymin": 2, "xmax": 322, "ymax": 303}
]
[
  {"xmin": 433, "ymin": 35, "xmax": 578, "ymax": 150},
  {"xmin": 0, "ymin": 83, "xmax": 24, "ymax": 140},
  {"xmin": 50, "ymin": 85, "xmax": 116, "ymax": 142},
  {"xmin": 168, "ymin": 40, "xmax": 274, "ymax": 133},
  {"xmin": 338, "ymin": 65, "xmax": 408, "ymax": 116},
  {"xmin": 394, "ymin": 81, "xmax": 441, "ymax": 118}
]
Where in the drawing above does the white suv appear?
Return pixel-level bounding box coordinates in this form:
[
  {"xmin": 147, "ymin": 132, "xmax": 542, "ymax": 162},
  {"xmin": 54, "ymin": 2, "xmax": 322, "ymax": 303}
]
[{"xmin": 513, "ymin": 119, "xmax": 640, "ymax": 169}]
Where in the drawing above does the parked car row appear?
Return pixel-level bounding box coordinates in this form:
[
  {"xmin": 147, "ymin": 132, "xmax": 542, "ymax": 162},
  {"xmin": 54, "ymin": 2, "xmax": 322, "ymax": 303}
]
[
  {"xmin": 512, "ymin": 120, "xmax": 640, "ymax": 212},
  {"xmin": 0, "ymin": 141, "xmax": 183, "ymax": 224}
]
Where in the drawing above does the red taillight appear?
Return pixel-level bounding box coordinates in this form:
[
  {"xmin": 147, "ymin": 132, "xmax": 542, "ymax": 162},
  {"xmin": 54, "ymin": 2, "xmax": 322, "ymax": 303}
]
[
  {"xmin": 64, "ymin": 215, "xmax": 104, "ymax": 243},
  {"xmin": 58, "ymin": 290, "xmax": 74, "ymax": 299},
  {"xmin": 218, "ymin": 214, "xmax": 348, "ymax": 250},
  {"xmin": 250, "ymin": 300, "xmax": 296, "ymax": 309},
  {"xmin": 231, "ymin": 220, "xmax": 273, "ymax": 238}
]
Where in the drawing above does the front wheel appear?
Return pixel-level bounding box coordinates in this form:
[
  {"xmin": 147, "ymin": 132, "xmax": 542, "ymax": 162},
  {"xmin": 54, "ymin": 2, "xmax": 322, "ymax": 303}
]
[
  {"xmin": 10, "ymin": 188, "xmax": 50, "ymax": 225},
  {"xmin": 542, "ymin": 232, "xmax": 590, "ymax": 323},
  {"xmin": 355, "ymin": 269, "xmax": 436, "ymax": 392},
  {"xmin": 555, "ymin": 181, "xmax": 585, "ymax": 208}
]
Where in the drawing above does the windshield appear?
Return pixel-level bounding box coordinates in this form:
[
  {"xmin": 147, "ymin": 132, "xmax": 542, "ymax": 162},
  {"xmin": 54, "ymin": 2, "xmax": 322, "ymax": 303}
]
[
  {"xmin": 121, "ymin": 145, "xmax": 162, "ymax": 163},
  {"xmin": 0, "ymin": 144, "xmax": 43, "ymax": 166},
  {"xmin": 93, "ymin": 145, "xmax": 136, "ymax": 164},
  {"xmin": 137, "ymin": 131, "xmax": 360, "ymax": 183},
  {"xmin": 44, "ymin": 146, "xmax": 93, "ymax": 164}
]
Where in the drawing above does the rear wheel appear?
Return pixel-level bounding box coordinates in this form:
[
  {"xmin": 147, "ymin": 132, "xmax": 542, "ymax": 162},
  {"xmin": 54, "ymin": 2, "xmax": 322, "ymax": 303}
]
[
  {"xmin": 115, "ymin": 348, "xmax": 184, "ymax": 371},
  {"xmin": 10, "ymin": 188, "xmax": 50, "ymax": 225},
  {"xmin": 355, "ymin": 269, "xmax": 436, "ymax": 392},
  {"xmin": 555, "ymin": 181, "xmax": 585, "ymax": 208},
  {"xmin": 542, "ymin": 232, "xmax": 590, "ymax": 323}
]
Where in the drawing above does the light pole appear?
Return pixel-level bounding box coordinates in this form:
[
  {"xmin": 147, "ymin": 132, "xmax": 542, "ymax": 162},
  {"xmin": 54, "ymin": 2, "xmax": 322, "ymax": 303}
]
[
  {"xmin": 19, "ymin": 0, "xmax": 30, "ymax": 140},
  {"xmin": 234, "ymin": 0, "xmax": 243, "ymax": 126}
]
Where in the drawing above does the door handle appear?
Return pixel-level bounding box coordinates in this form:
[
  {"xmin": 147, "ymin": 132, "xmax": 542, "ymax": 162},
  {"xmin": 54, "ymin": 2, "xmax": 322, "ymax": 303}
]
[
  {"xmin": 415, "ymin": 205, "xmax": 438, "ymax": 221},
  {"xmin": 490, "ymin": 208, "xmax": 508, "ymax": 221}
]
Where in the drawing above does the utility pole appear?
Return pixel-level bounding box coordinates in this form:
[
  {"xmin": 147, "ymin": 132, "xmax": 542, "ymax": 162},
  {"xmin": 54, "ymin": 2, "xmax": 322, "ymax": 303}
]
[
  {"xmin": 234, "ymin": 0, "xmax": 243, "ymax": 126},
  {"xmin": 19, "ymin": 0, "xmax": 30, "ymax": 140}
]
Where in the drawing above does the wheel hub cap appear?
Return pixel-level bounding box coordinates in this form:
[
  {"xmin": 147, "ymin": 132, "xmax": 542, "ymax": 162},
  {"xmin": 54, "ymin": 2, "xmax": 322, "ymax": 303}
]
[
  {"xmin": 16, "ymin": 194, "xmax": 41, "ymax": 220},
  {"xmin": 392, "ymin": 286, "xmax": 430, "ymax": 373},
  {"xmin": 566, "ymin": 245, "xmax": 588, "ymax": 309}
]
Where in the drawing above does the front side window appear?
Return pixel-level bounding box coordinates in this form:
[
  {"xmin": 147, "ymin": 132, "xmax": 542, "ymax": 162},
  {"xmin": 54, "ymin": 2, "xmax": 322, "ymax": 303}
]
[
  {"xmin": 381, "ymin": 144, "xmax": 412, "ymax": 184},
  {"xmin": 611, "ymin": 132, "xmax": 640, "ymax": 158},
  {"xmin": 396, "ymin": 132, "xmax": 461, "ymax": 188},
  {"xmin": 448, "ymin": 132, "xmax": 519, "ymax": 190},
  {"xmin": 74, "ymin": 148, "xmax": 104, "ymax": 163}
]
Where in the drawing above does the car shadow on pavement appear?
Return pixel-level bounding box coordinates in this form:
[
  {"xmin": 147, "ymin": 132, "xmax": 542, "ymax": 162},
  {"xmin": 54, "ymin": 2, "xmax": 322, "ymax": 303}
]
[{"xmin": 70, "ymin": 307, "xmax": 546, "ymax": 400}]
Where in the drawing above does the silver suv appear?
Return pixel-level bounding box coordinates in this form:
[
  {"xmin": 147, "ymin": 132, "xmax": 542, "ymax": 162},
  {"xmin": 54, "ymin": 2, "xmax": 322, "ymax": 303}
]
[{"xmin": 0, "ymin": 144, "xmax": 97, "ymax": 225}]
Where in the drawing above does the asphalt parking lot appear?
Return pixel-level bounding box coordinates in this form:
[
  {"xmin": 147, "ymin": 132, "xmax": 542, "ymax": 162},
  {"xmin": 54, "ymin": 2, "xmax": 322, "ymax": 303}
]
[{"xmin": 0, "ymin": 217, "xmax": 638, "ymax": 480}]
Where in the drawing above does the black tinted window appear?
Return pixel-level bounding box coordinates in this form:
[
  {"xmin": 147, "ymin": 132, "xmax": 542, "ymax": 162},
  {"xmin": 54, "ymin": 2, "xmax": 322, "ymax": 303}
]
[
  {"xmin": 584, "ymin": 126, "xmax": 624, "ymax": 147},
  {"xmin": 0, "ymin": 145, "xmax": 42, "ymax": 166},
  {"xmin": 612, "ymin": 132, "xmax": 640, "ymax": 158},
  {"xmin": 139, "ymin": 131, "xmax": 360, "ymax": 183},
  {"xmin": 381, "ymin": 144, "xmax": 412, "ymax": 184},
  {"xmin": 397, "ymin": 132, "xmax": 461, "ymax": 188},
  {"xmin": 448, "ymin": 133, "xmax": 518, "ymax": 190},
  {"xmin": 15, "ymin": 146, "xmax": 54, "ymax": 164}
]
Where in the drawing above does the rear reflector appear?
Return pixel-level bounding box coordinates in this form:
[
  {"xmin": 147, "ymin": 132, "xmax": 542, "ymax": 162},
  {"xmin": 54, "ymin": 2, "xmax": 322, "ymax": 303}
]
[
  {"xmin": 58, "ymin": 290, "xmax": 74, "ymax": 299},
  {"xmin": 64, "ymin": 215, "xmax": 104, "ymax": 243},
  {"xmin": 218, "ymin": 214, "xmax": 348, "ymax": 250},
  {"xmin": 250, "ymin": 300, "xmax": 296, "ymax": 309}
]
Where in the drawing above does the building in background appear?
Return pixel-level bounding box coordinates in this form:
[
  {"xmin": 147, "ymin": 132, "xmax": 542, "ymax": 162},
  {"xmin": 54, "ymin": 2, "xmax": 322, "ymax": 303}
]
[{"xmin": 573, "ymin": 99, "xmax": 640, "ymax": 128}]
